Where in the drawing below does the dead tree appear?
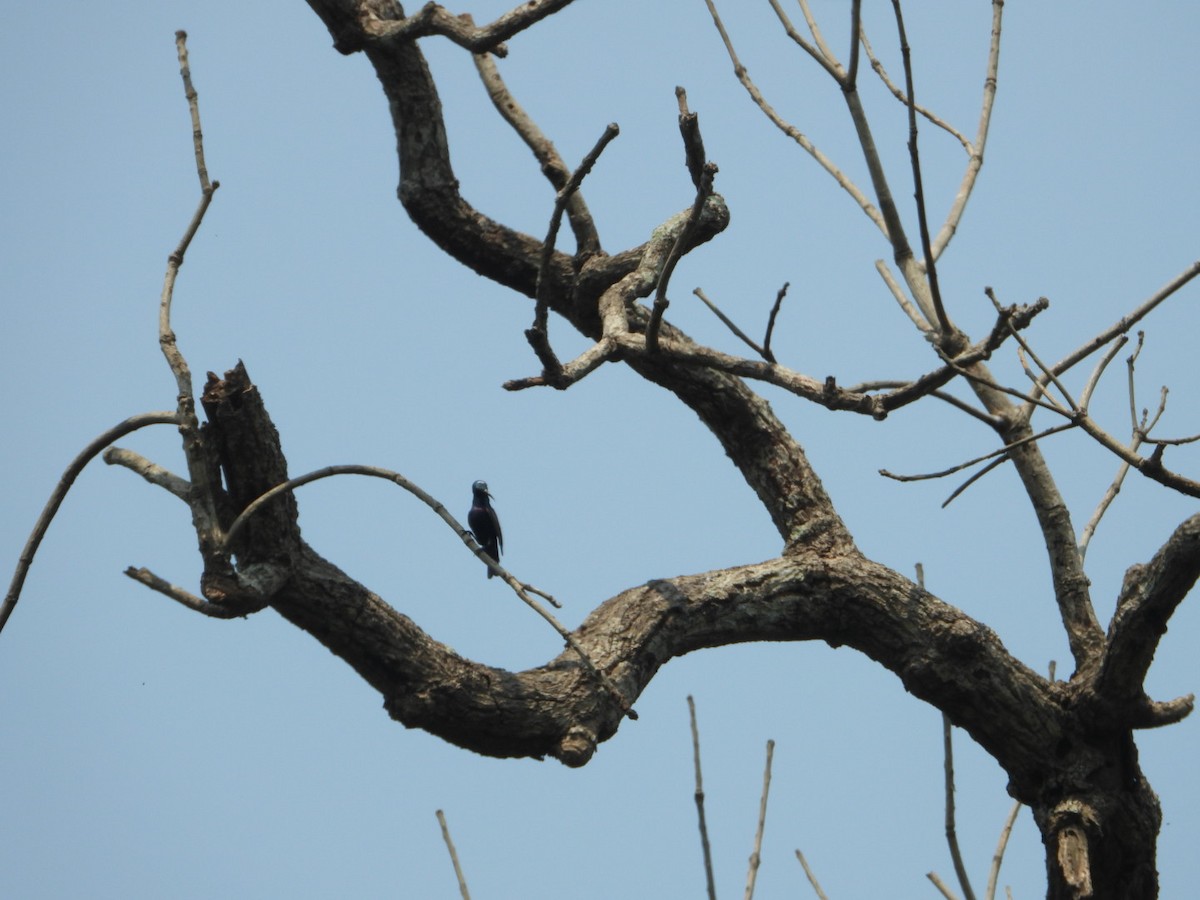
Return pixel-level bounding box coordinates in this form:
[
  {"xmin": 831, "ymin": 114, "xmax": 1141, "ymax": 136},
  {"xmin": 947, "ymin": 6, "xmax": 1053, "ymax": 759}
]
[{"xmin": 6, "ymin": 4, "xmax": 1198, "ymax": 898}]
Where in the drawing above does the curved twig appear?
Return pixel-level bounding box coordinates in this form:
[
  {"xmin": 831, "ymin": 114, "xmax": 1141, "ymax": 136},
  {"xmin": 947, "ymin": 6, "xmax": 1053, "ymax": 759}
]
[{"xmin": 2, "ymin": 412, "xmax": 180, "ymax": 635}]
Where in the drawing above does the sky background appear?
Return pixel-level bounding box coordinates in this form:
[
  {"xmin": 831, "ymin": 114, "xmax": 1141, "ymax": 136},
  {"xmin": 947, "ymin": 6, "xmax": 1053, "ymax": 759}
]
[{"xmin": 2, "ymin": 2, "xmax": 1198, "ymax": 897}]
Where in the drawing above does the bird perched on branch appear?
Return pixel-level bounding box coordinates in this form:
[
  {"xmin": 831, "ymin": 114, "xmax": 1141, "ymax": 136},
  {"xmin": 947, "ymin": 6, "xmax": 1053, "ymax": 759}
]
[{"xmin": 468, "ymin": 480, "xmax": 503, "ymax": 578}]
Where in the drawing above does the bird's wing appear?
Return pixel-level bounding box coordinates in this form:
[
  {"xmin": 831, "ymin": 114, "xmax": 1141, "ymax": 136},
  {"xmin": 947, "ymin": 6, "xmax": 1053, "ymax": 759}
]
[{"xmin": 490, "ymin": 508, "xmax": 503, "ymax": 552}]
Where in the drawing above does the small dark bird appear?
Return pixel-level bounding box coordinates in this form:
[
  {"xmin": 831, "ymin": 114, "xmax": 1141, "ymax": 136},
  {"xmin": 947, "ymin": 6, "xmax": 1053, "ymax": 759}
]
[{"xmin": 468, "ymin": 480, "xmax": 503, "ymax": 578}]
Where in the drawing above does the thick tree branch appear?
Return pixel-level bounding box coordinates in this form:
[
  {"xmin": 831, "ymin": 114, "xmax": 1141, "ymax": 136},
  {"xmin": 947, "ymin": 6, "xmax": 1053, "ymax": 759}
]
[{"xmin": 1096, "ymin": 513, "xmax": 1200, "ymax": 712}]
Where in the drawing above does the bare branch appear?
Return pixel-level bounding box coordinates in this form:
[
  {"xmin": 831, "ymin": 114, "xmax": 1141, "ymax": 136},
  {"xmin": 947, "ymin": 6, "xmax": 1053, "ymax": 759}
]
[
  {"xmin": 1098, "ymin": 513, "xmax": 1200, "ymax": 710},
  {"xmin": 762, "ymin": 282, "xmax": 789, "ymax": 363},
  {"xmin": 473, "ymin": 51, "xmax": 602, "ymax": 257},
  {"xmin": 876, "ymin": 260, "xmax": 936, "ymax": 335},
  {"xmin": 846, "ymin": 0, "xmax": 863, "ymax": 88},
  {"xmin": 985, "ymin": 288, "xmax": 1074, "ymax": 409},
  {"xmin": 647, "ymin": 161, "xmax": 717, "ymax": 352},
  {"xmin": 985, "ymin": 801, "xmax": 1023, "ymax": 900},
  {"xmin": 931, "ymin": 1, "xmax": 1005, "ymax": 259},
  {"xmin": 123, "ymin": 565, "xmax": 245, "ymax": 618},
  {"xmin": 941, "ymin": 455, "xmax": 1009, "ymax": 509},
  {"xmin": 102, "ymin": 446, "xmax": 190, "ymax": 501},
  {"xmin": 794, "ymin": 850, "xmax": 830, "ymax": 900},
  {"xmin": 859, "ymin": 28, "xmax": 971, "ymax": 150},
  {"xmin": 941, "ymin": 715, "xmax": 978, "ymax": 900},
  {"xmin": 764, "ymin": 0, "xmax": 841, "ymax": 79},
  {"xmin": 688, "ymin": 696, "xmax": 719, "ymax": 900},
  {"xmin": 527, "ymin": 122, "xmax": 621, "ymax": 375},
  {"xmin": 436, "ymin": 810, "xmax": 472, "ymax": 900},
  {"xmin": 693, "ymin": 287, "xmax": 769, "ymax": 359},
  {"xmin": 743, "ymin": 739, "xmax": 774, "ymax": 900},
  {"xmin": 1046, "ymin": 259, "xmax": 1200, "ymax": 382},
  {"xmin": 892, "ymin": 0, "xmax": 951, "ymax": 336},
  {"xmin": 163, "ymin": 33, "xmax": 227, "ymax": 569},
  {"xmin": 1, "ymin": 412, "xmax": 179, "ymax": 636},
  {"xmin": 358, "ymin": 0, "xmax": 580, "ymax": 57},
  {"xmin": 927, "ymin": 870, "xmax": 962, "ymax": 900},
  {"xmin": 706, "ymin": 0, "xmax": 887, "ymax": 238},
  {"xmin": 880, "ymin": 423, "xmax": 1075, "ymax": 484}
]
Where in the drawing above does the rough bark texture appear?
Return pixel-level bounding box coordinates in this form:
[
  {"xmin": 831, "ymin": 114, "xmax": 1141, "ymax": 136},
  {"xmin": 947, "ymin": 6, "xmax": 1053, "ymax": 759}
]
[{"xmin": 145, "ymin": 3, "xmax": 1197, "ymax": 897}]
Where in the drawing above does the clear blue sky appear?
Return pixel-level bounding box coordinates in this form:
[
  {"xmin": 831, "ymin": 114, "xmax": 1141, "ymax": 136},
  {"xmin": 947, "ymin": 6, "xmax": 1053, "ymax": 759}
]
[{"xmin": 2, "ymin": 2, "xmax": 1197, "ymax": 897}]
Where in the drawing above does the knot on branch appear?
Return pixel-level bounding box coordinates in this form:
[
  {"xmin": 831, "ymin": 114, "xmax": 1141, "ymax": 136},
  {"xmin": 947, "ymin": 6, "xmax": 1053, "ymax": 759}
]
[{"xmin": 557, "ymin": 724, "xmax": 598, "ymax": 768}]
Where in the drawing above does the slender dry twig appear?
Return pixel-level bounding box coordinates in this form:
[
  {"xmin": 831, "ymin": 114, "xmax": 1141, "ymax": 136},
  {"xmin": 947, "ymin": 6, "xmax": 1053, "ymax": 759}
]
[
  {"xmin": 123, "ymin": 565, "xmax": 244, "ymax": 618},
  {"xmin": 940, "ymin": 713, "xmax": 978, "ymax": 900},
  {"xmin": 706, "ymin": 0, "xmax": 886, "ymax": 238},
  {"xmin": 693, "ymin": 287, "xmax": 769, "ymax": 360},
  {"xmin": 891, "ymin": 0, "xmax": 950, "ymax": 336},
  {"xmin": 688, "ymin": 696, "xmax": 719, "ymax": 900},
  {"xmin": 762, "ymin": 282, "xmax": 789, "ymax": 363},
  {"xmin": 940, "ymin": 455, "xmax": 1010, "ymax": 509},
  {"xmin": 985, "ymin": 288, "xmax": 1074, "ymax": 410},
  {"xmin": 436, "ymin": 809, "xmax": 472, "ymax": 900},
  {"xmin": 876, "ymin": 260, "xmax": 935, "ymax": 335},
  {"xmin": 647, "ymin": 162, "xmax": 717, "ymax": 352},
  {"xmin": 164, "ymin": 33, "xmax": 225, "ymax": 564},
  {"xmin": 744, "ymin": 739, "xmax": 775, "ymax": 900},
  {"xmin": 102, "ymin": 447, "xmax": 190, "ymax": 501},
  {"xmin": 473, "ymin": 51, "xmax": 601, "ymax": 257},
  {"xmin": 1, "ymin": 411, "xmax": 179, "ymax": 635},
  {"xmin": 528, "ymin": 122, "xmax": 620, "ymax": 374},
  {"xmin": 1042, "ymin": 259, "xmax": 1200, "ymax": 385},
  {"xmin": 794, "ymin": 850, "xmax": 830, "ymax": 900},
  {"xmin": 927, "ymin": 871, "xmax": 962, "ymax": 900},
  {"xmin": 880, "ymin": 422, "xmax": 1076, "ymax": 484},
  {"xmin": 766, "ymin": 0, "xmax": 840, "ymax": 78},
  {"xmin": 930, "ymin": 1, "xmax": 1004, "ymax": 260},
  {"xmin": 859, "ymin": 27, "xmax": 970, "ymax": 149},
  {"xmin": 985, "ymin": 801, "xmax": 1022, "ymax": 900},
  {"xmin": 1078, "ymin": 338, "xmax": 1161, "ymax": 560}
]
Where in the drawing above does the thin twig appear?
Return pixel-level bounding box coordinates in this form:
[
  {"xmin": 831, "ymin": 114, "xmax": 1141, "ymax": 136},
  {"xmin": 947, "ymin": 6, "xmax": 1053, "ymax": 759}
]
[
  {"xmin": 165, "ymin": 32, "xmax": 225, "ymax": 564},
  {"xmin": 1044, "ymin": 259, "xmax": 1200, "ymax": 383},
  {"xmin": 528, "ymin": 122, "xmax": 620, "ymax": 374},
  {"xmin": 985, "ymin": 288, "xmax": 1075, "ymax": 410},
  {"xmin": 765, "ymin": 0, "xmax": 841, "ymax": 79},
  {"xmin": 859, "ymin": 28, "xmax": 970, "ymax": 149},
  {"xmin": 927, "ymin": 871, "xmax": 962, "ymax": 900},
  {"xmin": 985, "ymin": 801, "xmax": 1022, "ymax": 900},
  {"xmin": 707, "ymin": 0, "xmax": 887, "ymax": 238},
  {"xmin": 1, "ymin": 412, "xmax": 179, "ymax": 635},
  {"xmin": 941, "ymin": 455, "xmax": 1009, "ymax": 509},
  {"xmin": 647, "ymin": 162, "xmax": 717, "ymax": 352},
  {"xmin": 473, "ymin": 51, "xmax": 602, "ymax": 257},
  {"xmin": 762, "ymin": 282, "xmax": 789, "ymax": 363},
  {"xmin": 892, "ymin": 0, "xmax": 951, "ymax": 336},
  {"xmin": 693, "ymin": 288, "xmax": 768, "ymax": 359},
  {"xmin": 102, "ymin": 447, "xmax": 190, "ymax": 501},
  {"xmin": 123, "ymin": 566, "xmax": 244, "ymax": 618},
  {"xmin": 688, "ymin": 696, "xmax": 719, "ymax": 900},
  {"xmin": 931, "ymin": 1, "xmax": 1005, "ymax": 259},
  {"xmin": 880, "ymin": 422, "xmax": 1076, "ymax": 483},
  {"xmin": 794, "ymin": 850, "xmax": 830, "ymax": 900},
  {"xmin": 876, "ymin": 260, "xmax": 935, "ymax": 335},
  {"xmin": 744, "ymin": 739, "xmax": 775, "ymax": 900},
  {"xmin": 941, "ymin": 714, "xmax": 978, "ymax": 900},
  {"xmin": 436, "ymin": 810, "xmax": 472, "ymax": 900}
]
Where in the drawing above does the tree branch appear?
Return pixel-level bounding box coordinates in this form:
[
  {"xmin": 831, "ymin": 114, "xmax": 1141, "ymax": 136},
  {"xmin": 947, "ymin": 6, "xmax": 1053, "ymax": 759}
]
[{"xmin": 2, "ymin": 412, "xmax": 179, "ymax": 635}]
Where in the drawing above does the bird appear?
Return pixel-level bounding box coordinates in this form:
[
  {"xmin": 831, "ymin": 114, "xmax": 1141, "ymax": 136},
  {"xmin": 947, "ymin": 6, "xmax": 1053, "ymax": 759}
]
[{"xmin": 468, "ymin": 480, "xmax": 503, "ymax": 578}]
